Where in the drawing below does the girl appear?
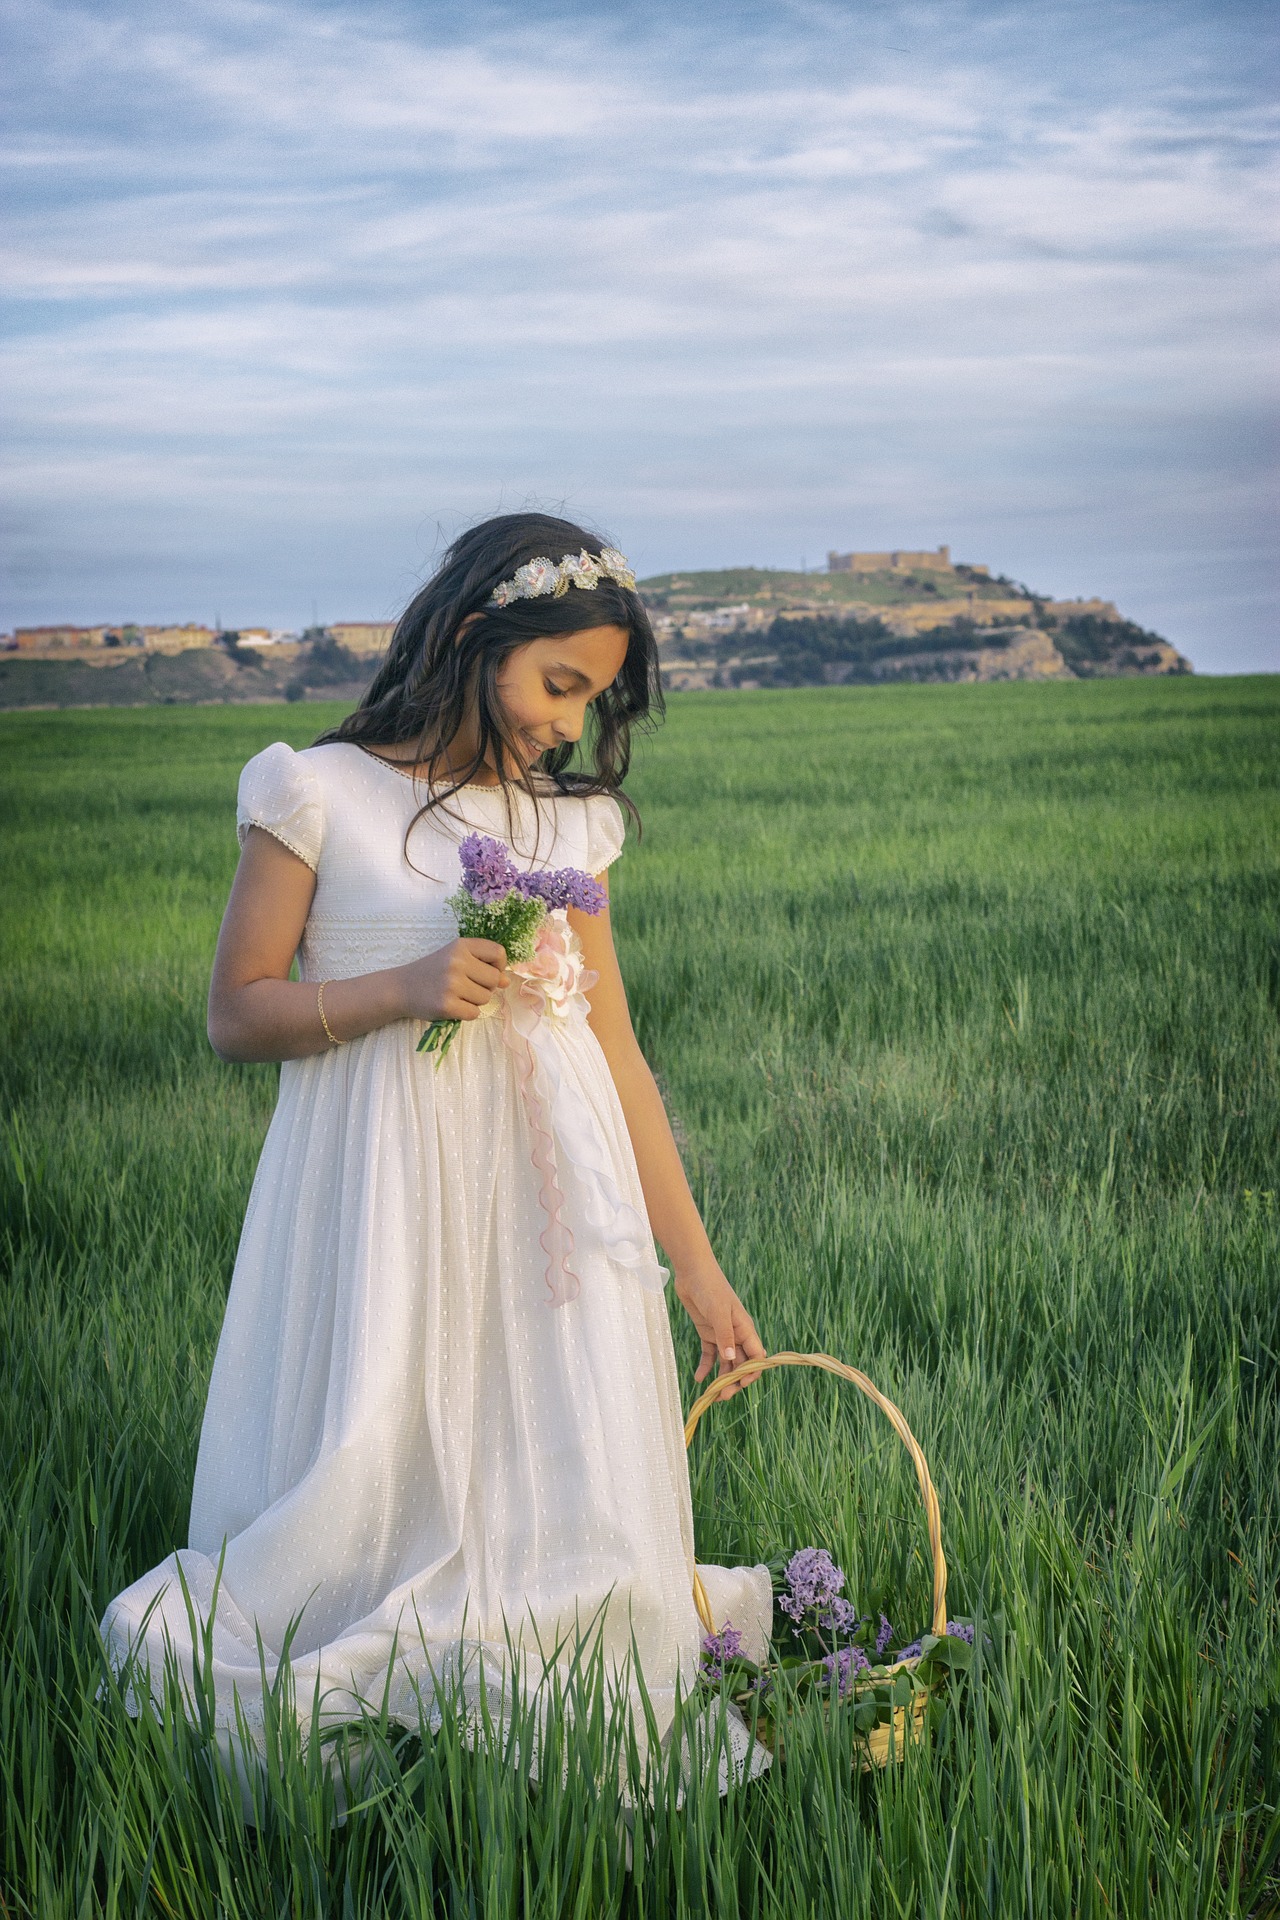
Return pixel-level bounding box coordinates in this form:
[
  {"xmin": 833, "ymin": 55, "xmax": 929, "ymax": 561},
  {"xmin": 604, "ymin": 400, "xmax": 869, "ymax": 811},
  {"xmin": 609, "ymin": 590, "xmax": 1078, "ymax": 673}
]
[{"xmin": 101, "ymin": 512, "xmax": 771, "ymax": 1763}]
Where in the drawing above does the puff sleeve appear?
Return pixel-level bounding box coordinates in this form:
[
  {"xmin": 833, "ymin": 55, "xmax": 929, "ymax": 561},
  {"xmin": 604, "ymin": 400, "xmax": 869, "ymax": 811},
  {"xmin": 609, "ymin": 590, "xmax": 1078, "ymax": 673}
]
[
  {"xmin": 236, "ymin": 742, "xmax": 324, "ymax": 872},
  {"xmin": 584, "ymin": 793, "xmax": 626, "ymax": 877}
]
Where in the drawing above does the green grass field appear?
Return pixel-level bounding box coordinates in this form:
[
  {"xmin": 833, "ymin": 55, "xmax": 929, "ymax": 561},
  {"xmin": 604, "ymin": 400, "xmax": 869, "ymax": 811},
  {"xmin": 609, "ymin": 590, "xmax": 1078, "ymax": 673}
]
[{"xmin": 2, "ymin": 678, "xmax": 1278, "ymax": 1917}]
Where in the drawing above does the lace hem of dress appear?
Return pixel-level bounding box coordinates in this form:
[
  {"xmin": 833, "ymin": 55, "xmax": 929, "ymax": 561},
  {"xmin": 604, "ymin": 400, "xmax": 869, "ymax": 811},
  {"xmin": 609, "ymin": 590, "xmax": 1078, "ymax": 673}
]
[{"xmin": 238, "ymin": 819, "xmax": 319, "ymax": 873}]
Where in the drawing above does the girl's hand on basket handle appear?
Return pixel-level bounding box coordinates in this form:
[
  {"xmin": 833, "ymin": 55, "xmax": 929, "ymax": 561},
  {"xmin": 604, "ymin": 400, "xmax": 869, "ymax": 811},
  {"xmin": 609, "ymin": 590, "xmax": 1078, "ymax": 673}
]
[{"xmin": 675, "ymin": 1260, "xmax": 767, "ymax": 1401}]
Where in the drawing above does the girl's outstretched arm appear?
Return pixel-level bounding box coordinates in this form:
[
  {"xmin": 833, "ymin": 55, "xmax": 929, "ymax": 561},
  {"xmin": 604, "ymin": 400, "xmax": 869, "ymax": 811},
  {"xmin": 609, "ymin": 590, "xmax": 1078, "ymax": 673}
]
[
  {"xmin": 572, "ymin": 878, "xmax": 766, "ymax": 1398},
  {"xmin": 208, "ymin": 827, "xmax": 511, "ymax": 1062}
]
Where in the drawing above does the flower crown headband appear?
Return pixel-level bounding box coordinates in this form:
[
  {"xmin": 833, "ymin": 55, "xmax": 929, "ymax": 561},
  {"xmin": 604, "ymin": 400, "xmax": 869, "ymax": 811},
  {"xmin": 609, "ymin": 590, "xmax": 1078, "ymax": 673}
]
[{"xmin": 489, "ymin": 547, "xmax": 637, "ymax": 609}]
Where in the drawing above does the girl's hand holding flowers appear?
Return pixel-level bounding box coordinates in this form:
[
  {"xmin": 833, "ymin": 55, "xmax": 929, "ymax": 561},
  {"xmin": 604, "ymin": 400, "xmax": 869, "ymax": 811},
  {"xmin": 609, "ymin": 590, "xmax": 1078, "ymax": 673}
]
[{"xmin": 401, "ymin": 936, "xmax": 511, "ymax": 1026}]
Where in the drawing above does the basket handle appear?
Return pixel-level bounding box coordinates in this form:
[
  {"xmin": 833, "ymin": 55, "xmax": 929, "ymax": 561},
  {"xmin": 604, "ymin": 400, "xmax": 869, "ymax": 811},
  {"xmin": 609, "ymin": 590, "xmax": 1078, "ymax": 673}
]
[{"xmin": 684, "ymin": 1350, "xmax": 948, "ymax": 1640}]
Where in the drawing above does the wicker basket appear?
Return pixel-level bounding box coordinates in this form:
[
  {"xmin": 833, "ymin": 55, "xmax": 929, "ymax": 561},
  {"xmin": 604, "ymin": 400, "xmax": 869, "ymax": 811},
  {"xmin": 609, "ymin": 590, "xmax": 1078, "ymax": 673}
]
[{"xmin": 685, "ymin": 1350, "xmax": 948, "ymax": 1770}]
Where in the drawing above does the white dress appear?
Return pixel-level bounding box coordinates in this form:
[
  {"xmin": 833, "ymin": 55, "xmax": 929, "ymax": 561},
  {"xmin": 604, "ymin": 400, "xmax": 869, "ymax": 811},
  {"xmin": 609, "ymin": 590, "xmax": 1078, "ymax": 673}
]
[{"xmin": 101, "ymin": 741, "xmax": 771, "ymax": 1764}]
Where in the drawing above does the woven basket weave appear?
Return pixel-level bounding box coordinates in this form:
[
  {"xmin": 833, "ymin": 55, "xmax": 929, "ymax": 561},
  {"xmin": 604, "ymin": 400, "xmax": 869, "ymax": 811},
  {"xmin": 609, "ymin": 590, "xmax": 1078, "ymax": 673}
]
[{"xmin": 685, "ymin": 1350, "xmax": 948, "ymax": 1769}]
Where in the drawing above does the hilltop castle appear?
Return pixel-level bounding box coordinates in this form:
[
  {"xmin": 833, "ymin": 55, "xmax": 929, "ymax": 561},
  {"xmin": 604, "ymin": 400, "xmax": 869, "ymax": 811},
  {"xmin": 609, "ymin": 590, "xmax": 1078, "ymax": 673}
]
[{"xmin": 826, "ymin": 544, "xmax": 988, "ymax": 576}]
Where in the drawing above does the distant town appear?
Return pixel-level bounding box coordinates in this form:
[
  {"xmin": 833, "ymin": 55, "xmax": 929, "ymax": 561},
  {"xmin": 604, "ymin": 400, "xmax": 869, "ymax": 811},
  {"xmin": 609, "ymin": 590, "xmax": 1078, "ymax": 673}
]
[
  {"xmin": 0, "ymin": 546, "xmax": 1190, "ymax": 707},
  {"xmin": 2, "ymin": 620, "xmax": 395, "ymax": 659}
]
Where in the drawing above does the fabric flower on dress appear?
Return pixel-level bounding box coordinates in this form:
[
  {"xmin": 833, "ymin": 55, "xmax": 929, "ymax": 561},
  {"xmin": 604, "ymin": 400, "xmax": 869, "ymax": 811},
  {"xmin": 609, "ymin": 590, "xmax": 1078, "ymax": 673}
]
[{"xmin": 510, "ymin": 911, "xmax": 599, "ymax": 1020}]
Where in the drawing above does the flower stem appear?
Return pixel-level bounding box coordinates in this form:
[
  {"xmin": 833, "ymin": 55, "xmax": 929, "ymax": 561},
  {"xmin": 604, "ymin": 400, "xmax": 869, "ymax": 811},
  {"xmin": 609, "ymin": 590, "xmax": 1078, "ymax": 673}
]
[{"xmin": 416, "ymin": 1018, "xmax": 461, "ymax": 1060}]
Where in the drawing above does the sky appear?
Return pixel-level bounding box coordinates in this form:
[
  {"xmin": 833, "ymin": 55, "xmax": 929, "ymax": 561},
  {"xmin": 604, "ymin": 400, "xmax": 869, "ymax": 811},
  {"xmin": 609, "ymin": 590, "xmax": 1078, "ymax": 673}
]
[{"xmin": 1, "ymin": 0, "xmax": 1276, "ymax": 670}]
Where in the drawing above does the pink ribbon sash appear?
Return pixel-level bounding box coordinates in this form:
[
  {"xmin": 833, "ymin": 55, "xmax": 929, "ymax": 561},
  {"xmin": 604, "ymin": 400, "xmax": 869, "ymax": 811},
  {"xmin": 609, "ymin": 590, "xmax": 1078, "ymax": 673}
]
[{"xmin": 499, "ymin": 912, "xmax": 668, "ymax": 1307}]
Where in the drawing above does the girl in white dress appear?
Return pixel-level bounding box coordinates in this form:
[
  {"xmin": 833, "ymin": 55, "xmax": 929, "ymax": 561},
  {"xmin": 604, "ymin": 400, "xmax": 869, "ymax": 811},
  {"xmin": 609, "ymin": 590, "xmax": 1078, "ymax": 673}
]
[{"xmin": 101, "ymin": 513, "xmax": 772, "ymax": 1765}]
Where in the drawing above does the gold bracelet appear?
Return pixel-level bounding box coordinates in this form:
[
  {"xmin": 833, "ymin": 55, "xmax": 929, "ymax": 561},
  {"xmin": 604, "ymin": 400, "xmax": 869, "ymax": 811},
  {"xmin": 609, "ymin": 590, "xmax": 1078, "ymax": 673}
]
[{"xmin": 317, "ymin": 980, "xmax": 340, "ymax": 1047}]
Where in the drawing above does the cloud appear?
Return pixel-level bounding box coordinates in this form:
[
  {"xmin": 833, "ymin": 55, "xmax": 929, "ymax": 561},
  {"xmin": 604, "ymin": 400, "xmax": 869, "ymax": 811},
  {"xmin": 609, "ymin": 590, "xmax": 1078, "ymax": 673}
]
[{"xmin": 0, "ymin": 0, "xmax": 1276, "ymax": 666}]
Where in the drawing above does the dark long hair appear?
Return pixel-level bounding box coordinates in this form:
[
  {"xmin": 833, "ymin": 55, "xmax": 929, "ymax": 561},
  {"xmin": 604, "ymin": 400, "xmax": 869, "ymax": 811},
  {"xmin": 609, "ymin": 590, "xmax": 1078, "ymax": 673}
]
[{"xmin": 316, "ymin": 514, "xmax": 663, "ymax": 831}]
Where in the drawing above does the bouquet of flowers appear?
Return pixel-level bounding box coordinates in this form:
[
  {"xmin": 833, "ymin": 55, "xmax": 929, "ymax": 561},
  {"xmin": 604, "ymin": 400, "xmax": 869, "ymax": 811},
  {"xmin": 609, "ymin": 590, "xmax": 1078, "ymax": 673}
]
[
  {"xmin": 699, "ymin": 1546, "xmax": 976, "ymax": 1752},
  {"xmin": 416, "ymin": 833, "xmax": 608, "ymax": 1062}
]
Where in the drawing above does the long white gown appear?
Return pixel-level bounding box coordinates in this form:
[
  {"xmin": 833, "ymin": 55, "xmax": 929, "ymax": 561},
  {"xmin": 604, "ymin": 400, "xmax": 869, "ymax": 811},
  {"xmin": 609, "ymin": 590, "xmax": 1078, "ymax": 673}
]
[{"xmin": 100, "ymin": 740, "xmax": 771, "ymax": 1768}]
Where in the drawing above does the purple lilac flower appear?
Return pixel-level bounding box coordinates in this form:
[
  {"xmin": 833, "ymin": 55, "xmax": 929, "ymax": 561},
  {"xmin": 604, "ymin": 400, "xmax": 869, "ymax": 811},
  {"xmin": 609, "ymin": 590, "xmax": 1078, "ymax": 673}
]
[
  {"xmin": 519, "ymin": 864, "xmax": 608, "ymax": 915},
  {"xmin": 875, "ymin": 1613, "xmax": 894, "ymax": 1658},
  {"xmin": 458, "ymin": 834, "xmax": 522, "ymax": 905},
  {"xmin": 893, "ymin": 1621, "xmax": 976, "ymax": 1662},
  {"xmin": 459, "ymin": 834, "xmax": 608, "ymax": 916},
  {"xmin": 700, "ymin": 1620, "xmax": 745, "ymax": 1681},
  {"xmin": 778, "ymin": 1548, "xmax": 848, "ymax": 1625},
  {"xmin": 821, "ymin": 1645, "xmax": 871, "ymax": 1697}
]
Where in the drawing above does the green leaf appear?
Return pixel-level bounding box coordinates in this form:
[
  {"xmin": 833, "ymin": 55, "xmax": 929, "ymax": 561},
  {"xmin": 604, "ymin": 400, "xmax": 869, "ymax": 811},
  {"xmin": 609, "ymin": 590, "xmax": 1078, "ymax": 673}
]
[{"xmin": 917, "ymin": 1634, "xmax": 974, "ymax": 1675}]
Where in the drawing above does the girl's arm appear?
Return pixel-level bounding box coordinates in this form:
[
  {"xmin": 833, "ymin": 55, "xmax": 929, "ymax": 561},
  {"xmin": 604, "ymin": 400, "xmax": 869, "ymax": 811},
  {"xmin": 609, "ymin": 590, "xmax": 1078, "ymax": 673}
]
[
  {"xmin": 207, "ymin": 827, "xmax": 511, "ymax": 1062},
  {"xmin": 572, "ymin": 878, "xmax": 766, "ymax": 1398}
]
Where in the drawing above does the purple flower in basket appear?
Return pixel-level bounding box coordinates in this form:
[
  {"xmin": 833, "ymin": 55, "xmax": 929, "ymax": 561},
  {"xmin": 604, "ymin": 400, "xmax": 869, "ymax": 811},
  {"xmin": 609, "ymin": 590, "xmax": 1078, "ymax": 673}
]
[
  {"xmin": 778, "ymin": 1547, "xmax": 849, "ymax": 1625},
  {"xmin": 894, "ymin": 1621, "xmax": 976, "ymax": 1662},
  {"xmin": 826, "ymin": 1596, "xmax": 859, "ymax": 1635},
  {"xmin": 875, "ymin": 1612, "xmax": 894, "ymax": 1658},
  {"xmin": 821, "ymin": 1645, "xmax": 871, "ymax": 1697},
  {"xmin": 700, "ymin": 1619, "xmax": 745, "ymax": 1682}
]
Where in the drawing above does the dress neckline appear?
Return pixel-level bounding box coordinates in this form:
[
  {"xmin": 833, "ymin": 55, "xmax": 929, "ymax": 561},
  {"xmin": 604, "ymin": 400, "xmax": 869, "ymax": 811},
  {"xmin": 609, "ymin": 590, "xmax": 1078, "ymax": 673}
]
[
  {"xmin": 356, "ymin": 747, "xmax": 503, "ymax": 795},
  {"xmin": 354, "ymin": 747, "xmax": 568, "ymax": 804}
]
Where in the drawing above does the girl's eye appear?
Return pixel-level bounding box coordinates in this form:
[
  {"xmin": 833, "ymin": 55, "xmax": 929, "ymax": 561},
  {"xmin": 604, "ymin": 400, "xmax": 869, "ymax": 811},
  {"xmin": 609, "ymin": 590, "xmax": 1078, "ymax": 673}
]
[{"xmin": 544, "ymin": 681, "xmax": 568, "ymax": 698}]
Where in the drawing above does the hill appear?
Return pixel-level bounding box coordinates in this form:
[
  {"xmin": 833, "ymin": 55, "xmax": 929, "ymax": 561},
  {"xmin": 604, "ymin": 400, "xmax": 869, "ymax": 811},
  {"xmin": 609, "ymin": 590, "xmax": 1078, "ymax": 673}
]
[
  {"xmin": 0, "ymin": 635, "xmax": 373, "ymax": 711},
  {"xmin": 639, "ymin": 566, "xmax": 1191, "ymax": 687}
]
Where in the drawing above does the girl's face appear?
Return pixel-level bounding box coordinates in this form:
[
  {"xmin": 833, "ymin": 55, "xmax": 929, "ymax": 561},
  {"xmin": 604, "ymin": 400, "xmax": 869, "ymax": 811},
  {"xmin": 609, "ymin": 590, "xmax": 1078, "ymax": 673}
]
[{"xmin": 491, "ymin": 624, "xmax": 630, "ymax": 775}]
